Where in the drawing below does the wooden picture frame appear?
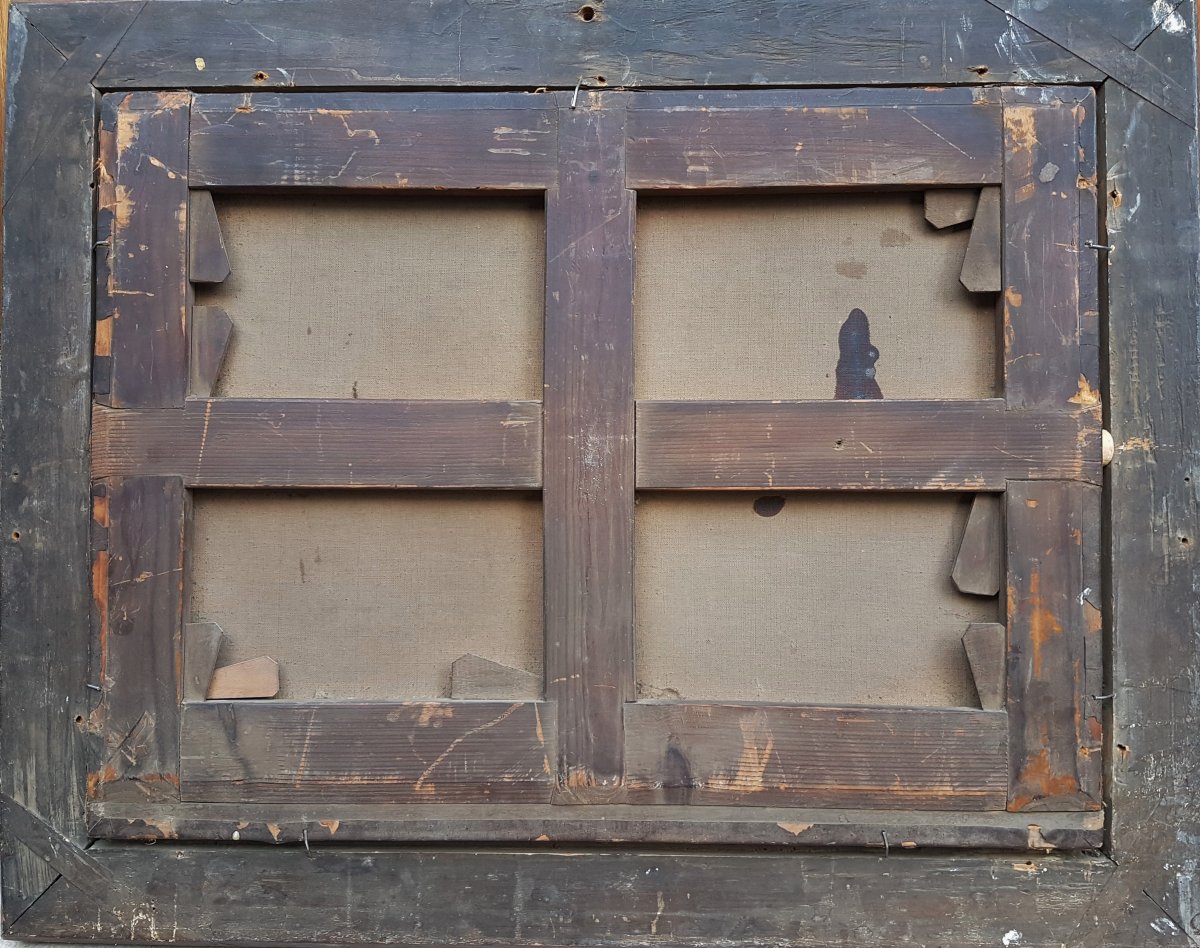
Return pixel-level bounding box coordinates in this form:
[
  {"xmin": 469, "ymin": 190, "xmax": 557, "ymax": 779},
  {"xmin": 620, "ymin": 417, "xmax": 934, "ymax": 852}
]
[{"xmin": 2, "ymin": 1, "xmax": 1197, "ymax": 944}]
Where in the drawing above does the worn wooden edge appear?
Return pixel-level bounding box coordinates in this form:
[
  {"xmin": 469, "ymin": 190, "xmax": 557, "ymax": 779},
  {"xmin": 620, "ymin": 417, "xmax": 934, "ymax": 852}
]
[
  {"xmin": 8, "ymin": 845, "xmax": 1127, "ymax": 947},
  {"xmin": 86, "ymin": 801, "xmax": 1104, "ymax": 851},
  {"xmin": 0, "ymin": 7, "xmax": 121, "ymax": 924},
  {"xmin": 1005, "ymin": 481, "xmax": 1101, "ymax": 813},
  {"xmin": 1001, "ymin": 87, "xmax": 1097, "ymax": 412},
  {"xmin": 90, "ymin": 399, "xmax": 544, "ymax": 488},
  {"xmin": 635, "ymin": 400, "xmax": 1101, "ymax": 489},
  {"xmin": 544, "ymin": 96, "xmax": 634, "ymax": 802},
  {"xmin": 89, "ymin": 477, "xmax": 186, "ymax": 805},
  {"xmin": 623, "ymin": 703, "xmax": 1009, "ymax": 810},
  {"xmin": 99, "ymin": 90, "xmax": 191, "ymax": 409},
  {"xmin": 14, "ymin": 0, "xmax": 1102, "ymax": 90},
  {"xmin": 984, "ymin": 0, "xmax": 1194, "ymax": 126},
  {"xmin": 1102, "ymin": 17, "xmax": 1200, "ymax": 935},
  {"xmin": 0, "ymin": 794, "xmax": 137, "ymax": 906},
  {"xmin": 627, "ymin": 103, "xmax": 1003, "ymax": 189},
  {"xmin": 925, "ymin": 188, "xmax": 980, "ymax": 228},
  {"xmin": 190, "ymin": 100, "xmax": 559, "ymax": 189},
  {"xmin": 180, "ymin": 701, "xmax": 555, "ymax": 803}
]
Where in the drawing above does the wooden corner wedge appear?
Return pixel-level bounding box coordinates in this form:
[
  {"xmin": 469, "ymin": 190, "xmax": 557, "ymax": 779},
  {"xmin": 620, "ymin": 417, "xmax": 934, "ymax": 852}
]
[
  {"xmin": 450, "ymin": 653, "xmax": 541, "ymax": 699},
  {"xmin": 190, "ymin": 305, "xmax": 235, "ymax": 397},
  {"xmin": 962, "ymin": 622, "xmax": 1007, "ymax": 711},
  {"xmin": 183, "ymin": 621, "xmax": 226, "ymax": 701},
  {"xmin": 188, "ymin": 190, "xmax": 231, "ymax": 284},
  {"xmin": 925, "ymin": 189, "xmax": 979, "ymax": 229},
  {"xmin": 206, "ymin": 657, "xmax": 280, "ymax": 699},
  {"xmin": 960, "ymin": 185, "xmax": 1002, "ymax": 293},
  {"xmin": 952, "ymin": 493, "xmax": 1004, "ymax": 596}
]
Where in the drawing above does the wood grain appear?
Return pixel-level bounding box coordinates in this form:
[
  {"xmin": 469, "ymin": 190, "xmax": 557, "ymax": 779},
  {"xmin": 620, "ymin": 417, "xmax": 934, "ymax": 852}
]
[
  {"xmin": 91, "ymin": 399, "xmax": 543, "ymax": 488},
  {"xmin": 543, "ymin": 94, "xmax": 635, "ymax": 800},
  {"xmin": 78, "ymin": 0, "xmax": 1101, "ymax": 89},
  {"xmin": 93, "ymin": 476, "xmax": 186, "ymax": 803},
  {"xmin": 191, "ymin": 94, "xmax": 557, "ymax": 189},
  {"xmin": 0, "ymin": 12, "xmax": 116, "ymax": 917},
  {"xmin": 1104, "ymin": 74, "xmax": 1200, "ymax": 883},
  {"xmin": 1006, "ymin": 480, "xmax": 1101, "ymax": 811},
  {"xmin": 97, "ymin": 92, "xmax": 191, "ymax": 408},
  {"xmin": 624, "ymin": 703, "xmax": 1008, "ymax": 809},
  {"xmin": 636, "ymin": 400, "xmax": 1100, "ymax": 489},
  {"xmin": 627, "ymin": 103, "xmax": 1002, "ymax": 189},
  {"xmin": 181, "ymin": 701, "xmax": 554, "ymax": 803},
  {"xmin": 1001, "ymin": 89, "xmax": 1098, "ymax": 412}
]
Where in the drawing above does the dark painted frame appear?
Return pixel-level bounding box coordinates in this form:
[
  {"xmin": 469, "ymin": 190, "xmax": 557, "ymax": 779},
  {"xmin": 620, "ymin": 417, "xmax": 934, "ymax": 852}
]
[{"xmin": 1, "ymin": 1, "xmax": 1196, "ymax": 944}]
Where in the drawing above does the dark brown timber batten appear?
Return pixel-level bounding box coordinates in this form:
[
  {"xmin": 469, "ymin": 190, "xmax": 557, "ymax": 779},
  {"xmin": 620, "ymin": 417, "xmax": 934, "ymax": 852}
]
[{"xmin": 543, "ymin": 93, "xmax": 635, "ymax": 801}]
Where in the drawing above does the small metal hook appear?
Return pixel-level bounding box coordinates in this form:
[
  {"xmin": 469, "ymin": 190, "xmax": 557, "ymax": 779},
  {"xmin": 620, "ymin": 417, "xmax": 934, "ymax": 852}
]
[
  {"xmin": 881, "ymin": 830, "xmax": 890, "ymax": 857},
  {"xmin": 302, "ymin": 829, "xmax": 311, "ymax": 854},
  {"xmin": 571, "ymin": 76, "xmax": 585, "ymax": 110},
  {"xmin": 1085, "ymin": 240, "xmax": 1114, "ymax": 252}
]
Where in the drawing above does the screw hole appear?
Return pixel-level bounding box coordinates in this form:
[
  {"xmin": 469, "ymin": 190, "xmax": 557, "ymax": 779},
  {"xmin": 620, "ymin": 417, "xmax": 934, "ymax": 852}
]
[
  {"xmin": 1182, "ymin": 536, "xmax": 1191, "ymax": 546},
  {"xmin": 577, "ymin": 5, "xmax": 596, "ymax": 20},
  {"xmin": 968, "ymin": 64, "xmax": 989, "ymax": 76},
  {"xmin": 594, "ymin": 75, "xmax": 607, "ymax": 85},
  {"xmin": 74, "ymin": 714, "xmax": 84, "ymax": 725},
  {"xmin": 753, "ymin": 496, "xmax": 786, "ymax": 518},
  {"xmin": 11, "ymin": 531, "xmax": 20, "ymax": 541},
  {"xmin": 253, "ymin": 70, "xmax": 269, "ymax": 82}
]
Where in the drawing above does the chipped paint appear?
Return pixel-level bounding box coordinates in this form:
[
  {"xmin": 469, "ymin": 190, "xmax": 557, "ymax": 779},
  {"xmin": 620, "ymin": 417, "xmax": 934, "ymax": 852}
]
[
  {"xmin": 1068, "ymin": 375, "xmax": 1102, "ymax": 407},
  {"xmin": 319, "ymin": 819, "xmax": 340, "ymax": 835},
  {"xmin": 776, "ymin": 821, "xmax": 813, "ymax": 836}
]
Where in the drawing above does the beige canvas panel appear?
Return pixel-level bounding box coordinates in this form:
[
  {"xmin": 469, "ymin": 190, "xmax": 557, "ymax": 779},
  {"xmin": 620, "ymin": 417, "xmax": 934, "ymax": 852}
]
[
  {"xmin": 634, "ymin": 493, "xmax": 997, "ymax": 707},
  {"xmin": 189, "ymin": 491, "xmax": 544, "ymax": 700},
  {"xmin": 634, "ymin": 193, "xmax": 997, "ymax": 400},
  {"xmin": 196, "ymin": 195, "xmax": 545, "ymax": 400}
]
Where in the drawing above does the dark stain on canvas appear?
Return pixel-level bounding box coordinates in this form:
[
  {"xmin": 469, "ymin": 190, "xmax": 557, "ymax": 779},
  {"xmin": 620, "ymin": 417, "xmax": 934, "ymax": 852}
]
[{"xmin": 835, "ymin": 308, "xmax": 883, "ymax": 400}]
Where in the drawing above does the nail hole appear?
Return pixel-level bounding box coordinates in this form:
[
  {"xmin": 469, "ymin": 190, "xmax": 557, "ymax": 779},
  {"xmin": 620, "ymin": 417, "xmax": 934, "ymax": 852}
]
[
  {"xmin": 74, "ymin": 714, "xmax": 84, "ymax": 725},
  {"xmin": 968, "ymin": 64, "xmax": 989, "ymax": 76},
  {"xmin": 1117, "ymin": 743, "xmax": 1130, "ymax": 754},
  {"xmin": 577, "ymin": 5, "xmax": 596, "ymax": 20},
  {"xmin": 1109, "ymin": 188, "xmax": 1122, "ymax": 207},
  {"xmin": 1181, "ymin": 536, "xmax": 1191, "ymax": 546},
  {"xmin": 253, "ymin": 70, "xmax": 269, "ymax": 82},
  {"xmin": 11, "ymin": 531, "xmax": 20, "ymax": 541},
  {"xmin": 753, "ymin": 496, "xmax": 786, "ymax": 518},
  {"xmin": 594, "ymin": 75, "xmax": 607, "ymax": 85}
]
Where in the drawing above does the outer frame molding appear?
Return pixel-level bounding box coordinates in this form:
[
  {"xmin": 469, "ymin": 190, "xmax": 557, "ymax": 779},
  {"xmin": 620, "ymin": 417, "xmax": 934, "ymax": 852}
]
[{"xmin": 2, "ymin": 1, "xmax": 1197, "ymax": 945}]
